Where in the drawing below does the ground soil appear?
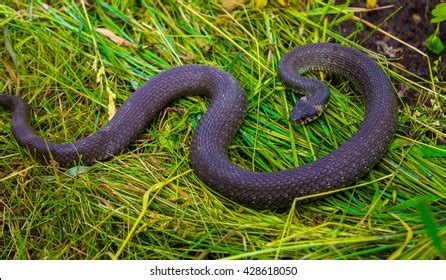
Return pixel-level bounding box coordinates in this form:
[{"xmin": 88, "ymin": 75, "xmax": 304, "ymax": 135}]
[{"xmin": 334, "ymin": 0, "xmax": 446, "ymax": 80}]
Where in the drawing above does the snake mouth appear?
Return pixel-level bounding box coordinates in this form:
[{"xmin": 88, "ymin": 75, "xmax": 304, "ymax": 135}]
[
  {"xmin": 290, "ymin": 112, "xmax": 323, "ymax": 125},
  {"xmin": 291, "ymin": 113, "xmax": 321, "ymax": 124}
]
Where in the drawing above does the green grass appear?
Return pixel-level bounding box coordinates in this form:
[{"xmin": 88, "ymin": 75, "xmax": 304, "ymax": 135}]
[{"xmin": 0, "ymin": 0, "xmax": 445, "ymax": 259}]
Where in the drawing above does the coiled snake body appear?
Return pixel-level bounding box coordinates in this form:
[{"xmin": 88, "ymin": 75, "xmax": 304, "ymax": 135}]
[{"xmin": 0, "ymin": 43, "xmax": 398, "ymax": 209}]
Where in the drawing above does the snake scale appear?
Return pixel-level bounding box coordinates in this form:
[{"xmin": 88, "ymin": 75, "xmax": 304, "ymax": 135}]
[{"xmin": 0, "ymin": 43, "xmax": 398, "ymax": 209}]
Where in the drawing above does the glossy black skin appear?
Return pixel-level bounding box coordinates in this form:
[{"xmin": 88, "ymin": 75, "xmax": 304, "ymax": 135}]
[{"xmin": 0, "ymin": 43, "xmax": 398, "ymax": 209}]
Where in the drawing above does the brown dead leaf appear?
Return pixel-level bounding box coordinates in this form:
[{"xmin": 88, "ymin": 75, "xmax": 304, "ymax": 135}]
[
  {"xmin": 180, "ymin": 52, "xmax": 195, "ymax": 62},
  {"xmin": 1, "ymin": 59, "xmax": 20, "ymax": 86},
  {"xmin": 98, "ymin": 197, "xmax": 117, "ymax": 210},
  {"xmin": 222, "ymin": 0, "xmax": 246, "ymax": 11},
  {"xmin": 96, "ymin": 28, "xmax": 137, "ymax": 48},
  {"xmin": 100, "ymin": 184, "xmax": 119, "ymax": 200}
]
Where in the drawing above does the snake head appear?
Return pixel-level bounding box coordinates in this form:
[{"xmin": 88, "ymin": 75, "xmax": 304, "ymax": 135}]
[
  {"xmin": 286, "ymin": 77, "xmax": 330, "ymax": 124},
  {"xmin": 290, "ymin": 97, "xmax": 325, "ymax": 124}
]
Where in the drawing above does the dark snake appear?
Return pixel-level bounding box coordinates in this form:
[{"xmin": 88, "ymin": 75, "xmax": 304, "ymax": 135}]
[{"xmin": 0, "ymin": 43, "xmax": 398, "ymax": 209}]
